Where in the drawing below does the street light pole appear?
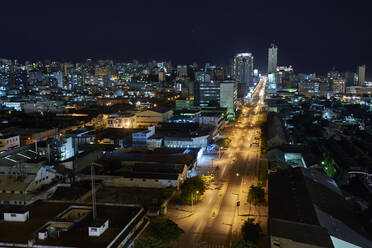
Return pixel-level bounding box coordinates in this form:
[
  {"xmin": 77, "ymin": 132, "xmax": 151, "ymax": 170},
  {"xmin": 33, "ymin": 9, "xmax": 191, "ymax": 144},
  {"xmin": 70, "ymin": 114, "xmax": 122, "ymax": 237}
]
[
  {"xmin": 237, "ymin": 194, "xmax": 240, "ymax": 216},
  {"xmin": 191, "ymin": 191, "xmax": 193, "ymax": 212},
  {"xmin": 232, "ymin": 193, "xmax": 240, "ymax": 216},
  {"xmin": 191, "ymin": 190, "xmax": 199, "ymax": 213}
]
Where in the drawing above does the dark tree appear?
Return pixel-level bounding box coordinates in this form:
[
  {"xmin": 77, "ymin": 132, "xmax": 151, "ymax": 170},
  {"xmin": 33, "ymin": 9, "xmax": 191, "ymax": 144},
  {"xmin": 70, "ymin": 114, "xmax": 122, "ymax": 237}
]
[
  {"xmin": 133, "ymin": 235, "xmax": 164, "ymax": 248},
  {"xmin": 231, "ymin": 240, "xmax": 257, "ymax": 248},
  {"xmin": 241, "ymin": 219, "xmax": 263, "ymax": 244},
  {"xmin": 180, "ymin": 176, "xmax": 207, "ymax": 204},
  {"xmin": 247, "ymin": 185, "xmax": 265, "ymax": 205}
]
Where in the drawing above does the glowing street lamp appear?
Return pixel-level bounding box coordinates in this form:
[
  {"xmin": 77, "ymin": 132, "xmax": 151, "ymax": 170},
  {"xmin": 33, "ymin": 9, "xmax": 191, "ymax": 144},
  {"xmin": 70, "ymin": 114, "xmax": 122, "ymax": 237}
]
[{"xmin": 191, "ymin": 190, "xmax": 199, "ymax": 213}]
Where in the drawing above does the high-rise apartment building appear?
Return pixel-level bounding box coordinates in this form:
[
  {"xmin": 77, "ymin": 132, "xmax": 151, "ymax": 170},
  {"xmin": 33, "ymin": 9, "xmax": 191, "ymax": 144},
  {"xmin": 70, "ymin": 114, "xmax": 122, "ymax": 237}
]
[
  {"xmin": 344, "ymin": 72, "xmax": 357, "ymax": 87},
  {"xmin": 332, "ymin": 79, "xmax": 346, "ymax": 94},
  {"xmin": 194, "ymin": 78, "xmax": 237, "ymax": 114},
  {"xmin": 177, "ymin": 65, "xmax": 188, "ymax": 77},
  {"xmin": 268, "ymin": 43, "xmax": 278, "ymax": 74},
  {"xmin": 219, "ymin": 81, "xmax": 237, "ymax": 115},
  {"xmin": 358, "ymin": 65, "xmax": 366, "ymax": 86},
  {"xmin": 194, "ymin": 80, "xmax": 220, "ymax": 107},
  {"xmin": 51, "ymin": 72, "xmax": 64, "ymax": 88},
  {"xmin": 276, "ymin": 66, "xmax": 295, "ymax": 89}
]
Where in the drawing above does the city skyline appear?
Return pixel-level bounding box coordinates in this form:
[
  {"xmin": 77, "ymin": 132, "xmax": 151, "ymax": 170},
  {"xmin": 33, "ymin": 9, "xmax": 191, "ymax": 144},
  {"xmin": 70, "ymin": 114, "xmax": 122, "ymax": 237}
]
[
  {"xmin": 1, "ymin": 1, "xmax": 372, "ymax": 245},
  {"xmin": 1, "ymin": 1, "xmax": 372, "ymax": 79}
]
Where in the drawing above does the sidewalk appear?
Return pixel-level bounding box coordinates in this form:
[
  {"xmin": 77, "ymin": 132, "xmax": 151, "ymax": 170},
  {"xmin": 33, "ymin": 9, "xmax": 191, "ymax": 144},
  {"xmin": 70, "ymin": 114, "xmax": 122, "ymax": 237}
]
[
  {"xmin": 167, "ymin": 205, "xmax": 194, "ymax": 220},
  {"xmin": 231, "ymin": 151, "xmax": 268, "ymax": 247}
]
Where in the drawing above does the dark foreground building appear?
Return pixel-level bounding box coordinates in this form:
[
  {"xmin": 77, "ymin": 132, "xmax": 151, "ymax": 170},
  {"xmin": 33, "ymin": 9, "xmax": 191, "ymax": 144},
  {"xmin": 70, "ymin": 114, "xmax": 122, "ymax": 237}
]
[
  {"xmin": 0, "ymin": 201, "xmax": 148, "ymax": 248},
  {"xmin": 268, "ymin": 167, "xmax": 372, "ymax": 248}
]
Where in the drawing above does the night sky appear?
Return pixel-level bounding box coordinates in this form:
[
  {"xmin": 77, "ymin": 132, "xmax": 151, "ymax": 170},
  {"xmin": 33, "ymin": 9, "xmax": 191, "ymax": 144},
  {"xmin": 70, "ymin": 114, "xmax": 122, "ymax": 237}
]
[{"xmin": 2, "ymin": 0, "xmax": 372, "ymax": 78}]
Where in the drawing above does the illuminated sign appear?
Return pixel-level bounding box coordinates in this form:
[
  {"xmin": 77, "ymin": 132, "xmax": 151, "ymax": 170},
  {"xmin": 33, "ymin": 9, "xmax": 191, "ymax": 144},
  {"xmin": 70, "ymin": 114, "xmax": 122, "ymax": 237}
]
[{"xmin": 236, "ymin": 53, "xmax": 252, "ymax": 57}]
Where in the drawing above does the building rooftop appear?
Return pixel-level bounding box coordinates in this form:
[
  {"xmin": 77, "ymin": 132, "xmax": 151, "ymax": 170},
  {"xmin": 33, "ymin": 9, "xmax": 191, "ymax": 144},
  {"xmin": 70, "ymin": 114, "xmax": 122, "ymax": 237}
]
[
  {"xmin": 0, "ymin": 133, "xmax": 19, "ymax": 139},
  {"xmin": 91, "ymin": 128, "xmax": 147, "ymax": 140},
  {"xmin": 93, "ymin": 158, "xmax": 186, "ymax": 180},
  {"xmin": 95, "ymin": 187, "xmax": 173, "ymax": 209},
  {"xmin": 144, "ymin": 106, "xmax": 172, "ymax": 114},
  {"xmin": 0, "ymin": 149, "xmax": 40, "ymax": 167},
  {"xmin": 154, "ymin": 123, "xmax": 212, "ymax": 138},
  {"xmin": 102, "ymin": 149, "xmax": 196, "ymax": 166},
  {"xmin": 199, "ymin": 112, "xmax": 223, "ymax": 117},
  {"xmin": 269, "ymin": 167, "xmax": 372, "ymax": 247},
  {"xmin": 0, "ymin": 174, "xmax": 34, "ymax": 192},
  {"xmin": 0, "ymin": 201, "xmax": 144, "ymax": 248},
  {"xmin": 270, "ymin": 218, "xmax": 334, "ymax": 247}
]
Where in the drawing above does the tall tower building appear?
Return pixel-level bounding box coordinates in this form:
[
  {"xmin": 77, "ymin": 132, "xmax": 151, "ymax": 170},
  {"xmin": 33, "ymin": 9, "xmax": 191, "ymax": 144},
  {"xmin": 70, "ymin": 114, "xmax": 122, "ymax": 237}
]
[
  {"xmin": 268, "ymin": 43, "xmax": 278, "ymax": 74},
  {"xmin": 234, "ymin": 53, "xmax": 254, "ymax": 85},
  {"xmin": 358, "ymin": 65, "xmax": 366, "ymax": 86},
  {"xmin": 344, "ymin": 72, "xmax": 356, "ymax": 87},
  {"xmin": 234, "ymin": 53, "xmax": 254, "ymax": 98},
  {"xmin": 194, "ymin": 75, "xmax": 220, "ymax": 107},
  {"xmin": 8, "ymin": 60, "xmax": 17, "ymax": 89}
]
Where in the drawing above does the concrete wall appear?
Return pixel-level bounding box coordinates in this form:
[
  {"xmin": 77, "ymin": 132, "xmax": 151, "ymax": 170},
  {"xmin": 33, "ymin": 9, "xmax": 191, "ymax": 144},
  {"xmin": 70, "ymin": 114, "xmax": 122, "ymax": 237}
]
[
  {"xmin": 26, "ymin": 167, "xmax": 56, "ymax": 192},
  {"xmin": 78, "ymin": 175, "xmax": 179, "ymax": 189},
  {"xmin": 164, "ymin": 135, "xmax": 209, "ymax": 148}
]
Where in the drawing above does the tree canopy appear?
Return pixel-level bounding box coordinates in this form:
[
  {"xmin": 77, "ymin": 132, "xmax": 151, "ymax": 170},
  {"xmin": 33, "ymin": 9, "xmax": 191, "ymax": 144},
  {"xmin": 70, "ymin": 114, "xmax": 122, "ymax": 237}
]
[
  {"xmin": 247, "ymin": 185, "xmax": 265, "ymax": 205},
  {"xmin": 146, "ymin": 218, "xmax": 184, "ymax": 244},
  {"xmin": 241, "ymin": 219, "xmax": 263, "ymax": 244},
  {"xmin": 180, "ymin": 176, "xmax": 207, "ymax": 204},
  {"xmin": 134, "ymin": 218, "xmax": 183, "ymax": 248},
  {"xmin": 134, "ymin": 235, "xmax": 164, "ymax": 248},
  {"xmin": 215, "ymin": 137, "xmax": 231, "ymax": 148},
  {"xmin": 231, "ymin": 240, "xmax": 257, "ymax": 248},
  {"xmin": 321, "ymin": 154, "xmax": 349, "ymax": 186}
]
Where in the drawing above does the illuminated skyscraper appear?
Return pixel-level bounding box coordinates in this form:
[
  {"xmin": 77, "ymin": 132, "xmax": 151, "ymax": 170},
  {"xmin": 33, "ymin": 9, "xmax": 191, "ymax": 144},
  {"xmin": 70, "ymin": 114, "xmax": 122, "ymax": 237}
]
[
  {"xmin": 268, "ymin": 43, "xmax": 278, "ymax": 74},
  {"xmin": 234, "ymin": 53, "xmax": 253, "ymax": 98},
  {"xmin": 234, "ymin": 53, "xmax": 254, "ymax": 85}
]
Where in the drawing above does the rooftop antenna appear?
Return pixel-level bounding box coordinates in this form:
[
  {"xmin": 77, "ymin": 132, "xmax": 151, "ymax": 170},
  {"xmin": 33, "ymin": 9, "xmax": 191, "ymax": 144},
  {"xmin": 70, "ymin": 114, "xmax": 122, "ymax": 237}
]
[{"xmin": 91, "ymin": 165, "xmax": 97, "ymax": 225}]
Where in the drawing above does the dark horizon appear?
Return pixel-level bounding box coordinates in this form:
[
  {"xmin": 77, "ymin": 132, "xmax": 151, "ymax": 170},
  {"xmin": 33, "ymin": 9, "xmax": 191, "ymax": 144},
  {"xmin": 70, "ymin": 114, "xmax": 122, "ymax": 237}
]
[{"xmin": 2, "ymin": 0, "xmax": 372, "ymax": 79}]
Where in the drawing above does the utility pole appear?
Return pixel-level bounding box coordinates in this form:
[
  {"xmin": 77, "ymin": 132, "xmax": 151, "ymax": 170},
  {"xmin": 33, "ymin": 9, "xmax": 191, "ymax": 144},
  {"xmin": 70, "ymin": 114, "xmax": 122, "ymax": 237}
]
[
  {"xmin": 91, "ymin": 165, "xmax": 97, "ymax": 225},
  {"xmin": 35, "ymin": 138, "xmax": 38, "ymax": 154},
  {"xmin": 47, "ymin": 144, "xmax": 51, "ymax": 164}
]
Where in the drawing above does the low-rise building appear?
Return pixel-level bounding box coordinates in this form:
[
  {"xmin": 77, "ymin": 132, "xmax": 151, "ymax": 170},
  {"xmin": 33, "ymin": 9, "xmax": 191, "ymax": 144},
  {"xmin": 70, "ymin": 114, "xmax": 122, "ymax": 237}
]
[
  {"xmin": 298, "ymin": 81, "xmax": 328, "ymax": 98},
  {"xmin": 0, "ymin": 150, "xmax": 57, "ymax": 205},
  {"xmin": 195, "ymin": 112, "xmax": 224, "ymax": 131},
  {"xmin": 135, "ymin": 107, "xmax": 173, "ymax": 128},
  {"xmin": 106, "ymin": 114, "xmax": 136, "ymax": 128},
  {"xmin": 149, "ymin": 123, "xmax": 212, "ymax": 149},
  {"xmin": 2, "ymin": 101, "xmax": 24, "ymax": 111},
  {"xmin": 89, "ymin": 154, "xmax": 189, "ymax": 189},
  {"xmin": 346, "ymin": 86, "xmax": 372, "ymax": 95},
  {"xmin": 0, "ymin": 134, "xmax": 20, "ymax": 152},
  {"xmin": 132, "ymin": 126, "xmax": 155, "ymax": 146},
  {"xmin": 0, "ymin": 201, "xmax": 148, "ymax": 248}
]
